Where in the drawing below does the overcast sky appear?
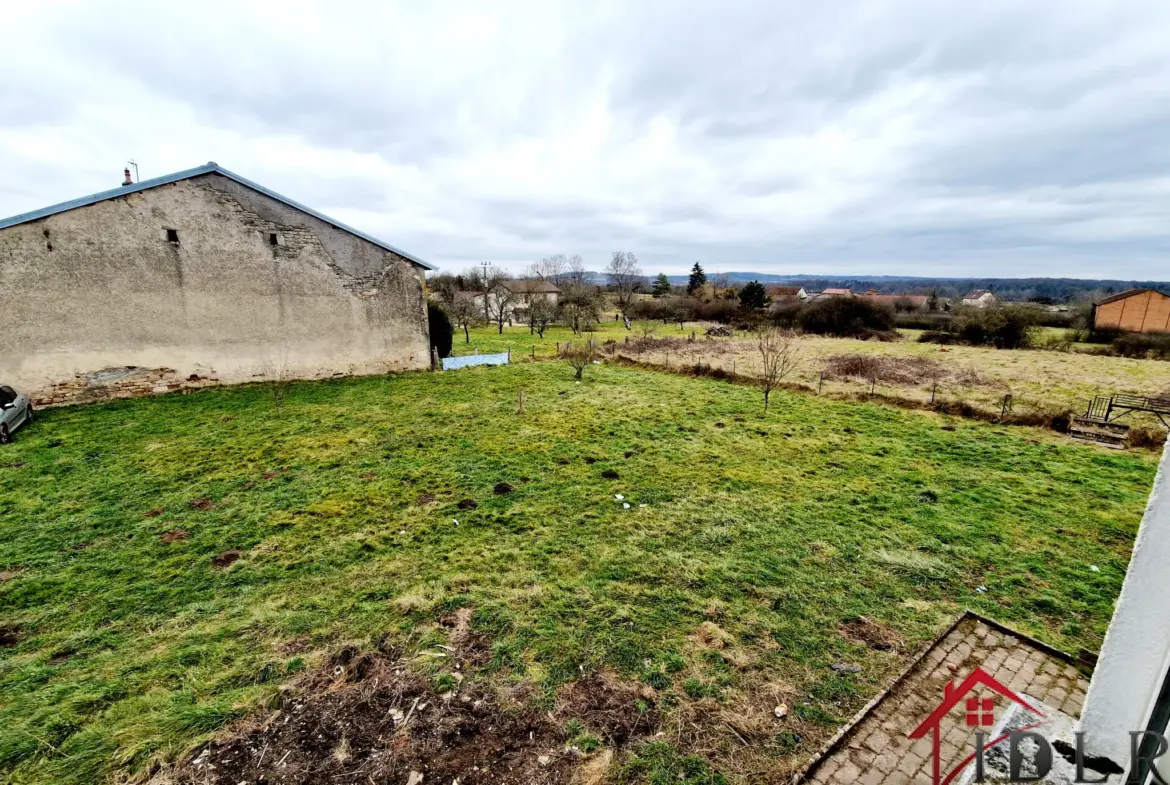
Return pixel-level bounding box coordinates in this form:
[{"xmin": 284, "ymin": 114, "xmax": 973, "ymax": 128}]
[{"xmin": 2, "ymin": 1, "xmax": 1169, "ymax": 279}]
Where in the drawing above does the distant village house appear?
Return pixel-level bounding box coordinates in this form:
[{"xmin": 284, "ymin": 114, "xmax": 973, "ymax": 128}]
[
  {"xmin": 961, "ymin": 289, "xmax": 997, "ymax": 308},
  {"xmin": 767, "ymin": 285, "xmax": 808, "ymax": 303},
  {"xmin": 456, "ymin": 279, "xmax": 562, "ymax": 323}
]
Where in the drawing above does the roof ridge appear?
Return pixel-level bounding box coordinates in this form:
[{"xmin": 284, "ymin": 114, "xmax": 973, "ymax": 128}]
[{"xmin": 0, "ymin": 162, "xmax": 434, "ymax": 270}]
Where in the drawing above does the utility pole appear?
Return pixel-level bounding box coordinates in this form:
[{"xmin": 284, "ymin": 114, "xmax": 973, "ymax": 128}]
[{"xmin": 479, "ymin": 261, "xmax": 493, "ymax": 322}]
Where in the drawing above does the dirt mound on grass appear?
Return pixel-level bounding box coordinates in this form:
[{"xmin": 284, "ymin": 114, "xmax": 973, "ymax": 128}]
[
  {"xmin": 174, "ymin": 652, "xmax": 572, "ymax": 785},
  {"xmin": 171, "ymin": 651, "xmax": 655, "ymax": 785},
  {"xmin": 0, "ymin": 624, "xmax": 18, "ymax": 648},
  {"xmin": 210, "ymin": 550, "xmax": 242, "ymax": 568},
  {"xmin": 838, "ymin": 616, "xmax": 904, "ymax": 652}
]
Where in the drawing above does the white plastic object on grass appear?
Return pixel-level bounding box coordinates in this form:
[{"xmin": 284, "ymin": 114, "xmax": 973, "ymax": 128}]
[{"xmin": 615, "ymin": 494, "xmax": 624, "ymax": 500}]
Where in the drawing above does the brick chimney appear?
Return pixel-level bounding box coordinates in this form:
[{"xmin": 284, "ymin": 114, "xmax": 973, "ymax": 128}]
[{"xmin": 122, "ymin": 168, "xmax": 133, "ymax": 186}]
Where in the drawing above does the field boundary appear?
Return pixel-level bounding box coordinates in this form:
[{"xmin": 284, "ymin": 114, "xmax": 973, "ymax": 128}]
[{"xmin": 608, "ymin": 354, "xmax": 1167, "ymax": 450}]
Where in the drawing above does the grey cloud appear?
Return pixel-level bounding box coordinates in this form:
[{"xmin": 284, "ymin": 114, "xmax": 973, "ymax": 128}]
[{"xmin": 1, "ymin": 0, "xmax": 1169, "ymax": 278}]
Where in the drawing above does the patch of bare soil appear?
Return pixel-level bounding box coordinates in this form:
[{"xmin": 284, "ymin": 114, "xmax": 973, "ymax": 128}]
[
  {"xmin": 838, "ymin": 616, "xmax": 904, "ymax": 652},
  {"xmin": 189, "ymin": 497, "xmax": 217, "ymax": 510},
  {"xmin": 0, "ymin": 624, "xmax": 18, "ymax": 648},
  {"xmin": 145, "ymin": 508, "xmax": 164, "ymax": 517},
  {"xmin": 172, "ymin": 651, "xmax": 577, "ymax": 785},
  {"xmin": 494, "ymin": 482, "xmax": 516, "ymax": 494},
  {"xmin": 457, "ymin": 498, "xmax": 479, "ymax": 510},
  {"xmin": 437, "ymin": 607, "xmax": 494, "ymax": 668},
  {"xmin": 160, "ymin": 529, "xmax": 189, "ymax": 543},
  {"xmin": 554, "ymin": 671, "xmax": 660, "ymax": 744},
  {"xmin": 416, "ymin": 492, "xmax": 437, "ymax": 505},
  {"xmin": 0, "ymin": 570, "xmax": 19, "ymax": 583},
  {"xmin": 211, "ymin": 549, "xmax": 242, "ymax": 569}
]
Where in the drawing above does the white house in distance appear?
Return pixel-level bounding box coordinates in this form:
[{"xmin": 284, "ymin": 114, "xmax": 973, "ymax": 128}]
[
  {"xmin": 457, "ymin": 279, "xmax": 562, "ymax": 323},
  {"xmin": 767, "ymin": 285, "xmax": 808, "ymax": 303},
  {"xmin": 961, "ymin": 289, "xmax": 997, "ymax": 308}
]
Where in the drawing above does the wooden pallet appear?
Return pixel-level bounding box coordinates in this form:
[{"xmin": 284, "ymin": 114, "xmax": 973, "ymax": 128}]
[{"xmin": 1068, "ymin": 416, "xmax": 1130, "ymax": 449}]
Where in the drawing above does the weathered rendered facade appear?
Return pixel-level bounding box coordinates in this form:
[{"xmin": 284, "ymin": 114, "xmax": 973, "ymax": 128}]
[{"xmin": 0, "ymin": 164, "xmax": 433, "ymax": 405}]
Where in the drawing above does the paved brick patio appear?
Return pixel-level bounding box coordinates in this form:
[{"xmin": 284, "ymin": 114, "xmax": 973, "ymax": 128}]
[{"xmin": 800, "ymin": 615, "xmax": 1088, "ymax": 785}]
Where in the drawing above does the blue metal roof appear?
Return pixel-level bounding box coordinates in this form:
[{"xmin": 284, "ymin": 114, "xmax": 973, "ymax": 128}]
[{"xmin": 0, "ymin": 162, "xmax": 435, "ymax": 271}]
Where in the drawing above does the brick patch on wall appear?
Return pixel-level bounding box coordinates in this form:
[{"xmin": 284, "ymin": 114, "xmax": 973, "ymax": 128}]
[{"xmin": 34, "ymin": 366, "xmax": 221, "ymax": 408}]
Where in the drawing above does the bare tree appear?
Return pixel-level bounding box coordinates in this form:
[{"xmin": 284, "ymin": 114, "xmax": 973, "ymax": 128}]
[
  {"xmin": 465, "ymin": 263, "xmax": 508, "ymax": 323},
  {"xmin": 606, "ymin": 252, "xmax": 645, "ymax": 329},
  {"xmin": 258, "ymin": 348, "xmax": 293, "ymax": 414},
  {"xmin": 526, "ymin": 296, "xmax": 556, "ymax": 338},
  {"xmin": 558, "ymin": 283, "xmax": 602, "ymax": 335},
  {"xmin": 485, "ymin": 282, "xmax": 517, "ymax": 334},
  {"xmin": 526, "ymin": 254, "xmax": 570, "ymax": 285},
  {"xmin": 561, "ymin": 337, "xmax": 597, "ymax": 380},
  {"xmin": 562, "ymin": 255, "xmax": 588, "ymax": 287},
  {"xmin": 444, "ymin": 296, "xmax": 482, "ymax": 343},
  {"xmin": 428, "ymin": 273, "xmax": 460, "ymax": 305},
  {"xmin": 757, "ymin": 327, "xmax": 800, "ymax": 414}
]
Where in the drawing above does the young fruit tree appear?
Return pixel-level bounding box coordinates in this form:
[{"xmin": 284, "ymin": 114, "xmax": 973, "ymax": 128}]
[
  {"xmin": 757, "ymin": 327, "xmax": 799, "ymax": 414},
  {"xmin": 560, "ymin": 337, "xmax": 597, "ymax": 380},
  {"xmin": 443, "ymin": 296, "xmax": 482, "ymax": 343}
]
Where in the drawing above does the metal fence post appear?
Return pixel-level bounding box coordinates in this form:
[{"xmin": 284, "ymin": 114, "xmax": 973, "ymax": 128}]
[{"xmin": 818, "ymin": 372, "xmax": 823, "ymax": 394}]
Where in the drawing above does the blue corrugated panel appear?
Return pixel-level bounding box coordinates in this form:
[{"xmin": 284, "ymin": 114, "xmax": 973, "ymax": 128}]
[{"xmin": 441, "ymin": 353, "xmax": 510, "ymax": 371}]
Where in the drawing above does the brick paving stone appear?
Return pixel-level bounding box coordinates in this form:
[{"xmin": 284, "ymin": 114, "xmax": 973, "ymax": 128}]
[
  {"xmin": 863, "ymin": 730, "xmax": 892, "ymax": 753},
  {"xmin": 836, "ymin": 760, "xmax": 862, "ymax": 783}
]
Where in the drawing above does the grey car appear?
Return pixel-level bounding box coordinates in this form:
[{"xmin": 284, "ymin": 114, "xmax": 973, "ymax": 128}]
[{"xmin": 0, "ymin": 385, "xmax": 33, "ymax": 444}]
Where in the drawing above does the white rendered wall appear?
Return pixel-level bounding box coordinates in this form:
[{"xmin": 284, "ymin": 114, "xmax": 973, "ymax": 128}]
[{"xmin": 1080, "ymin": 442, "xmax": 1170, "ymax": 767}]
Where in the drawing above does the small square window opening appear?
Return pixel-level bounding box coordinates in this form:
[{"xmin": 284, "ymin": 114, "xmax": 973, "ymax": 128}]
[
  {"xmin": 166, "ymin": 229, "xmax": 179, "ymax": 244},
  {"xmin": 269, "ymin": 233, "xmax": 279, "ymax": 246}
]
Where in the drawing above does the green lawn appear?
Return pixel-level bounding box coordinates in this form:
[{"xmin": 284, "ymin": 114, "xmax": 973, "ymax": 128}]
[
  {"xmin": 0, "ymin": 361, "xmax": 1158, "ymax": 783},
  {"xmin": 449, "ymin": 317, "xmax": 641, "ymax": 358}
]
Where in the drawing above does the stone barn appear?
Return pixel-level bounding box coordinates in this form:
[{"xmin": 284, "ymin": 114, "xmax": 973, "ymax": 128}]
[
  {"xmin": 1092, "ymin": 288, "xmax": 1170, "ymax": 334},
  {"xmin": 0, "ymin": 162, "xmax": 434, "ymax": 405}
]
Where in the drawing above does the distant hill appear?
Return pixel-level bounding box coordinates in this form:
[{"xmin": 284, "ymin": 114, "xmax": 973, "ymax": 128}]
[{"xmin": 657, "ymin": 273, "xmax": 1170, "ymax": 303}]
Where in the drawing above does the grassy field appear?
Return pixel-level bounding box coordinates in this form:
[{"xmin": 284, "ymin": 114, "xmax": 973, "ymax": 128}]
[
  {"xmin": 457, "ymin": 321, "xmax": 1170, "ymax": 429},
  {"xmin": 0, "ymin": 361, "xmax": 1159, "ymax": 783}
]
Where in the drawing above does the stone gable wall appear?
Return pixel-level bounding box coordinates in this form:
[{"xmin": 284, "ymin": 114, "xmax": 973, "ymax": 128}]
[{"xmin": 0, "ymin": 173, "xmax": 430, "ymax": 405}]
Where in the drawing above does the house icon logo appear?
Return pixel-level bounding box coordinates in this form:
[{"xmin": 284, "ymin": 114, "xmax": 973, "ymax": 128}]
[{"xmin": 908, "ymin": 666, "xmax": 1046, "ymax": 785}]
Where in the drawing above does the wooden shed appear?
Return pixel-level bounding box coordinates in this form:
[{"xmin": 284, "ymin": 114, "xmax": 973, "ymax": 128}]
[{"xmin": 1092, "ymin": 288, "xmax": 1170, "ymax": 334}]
